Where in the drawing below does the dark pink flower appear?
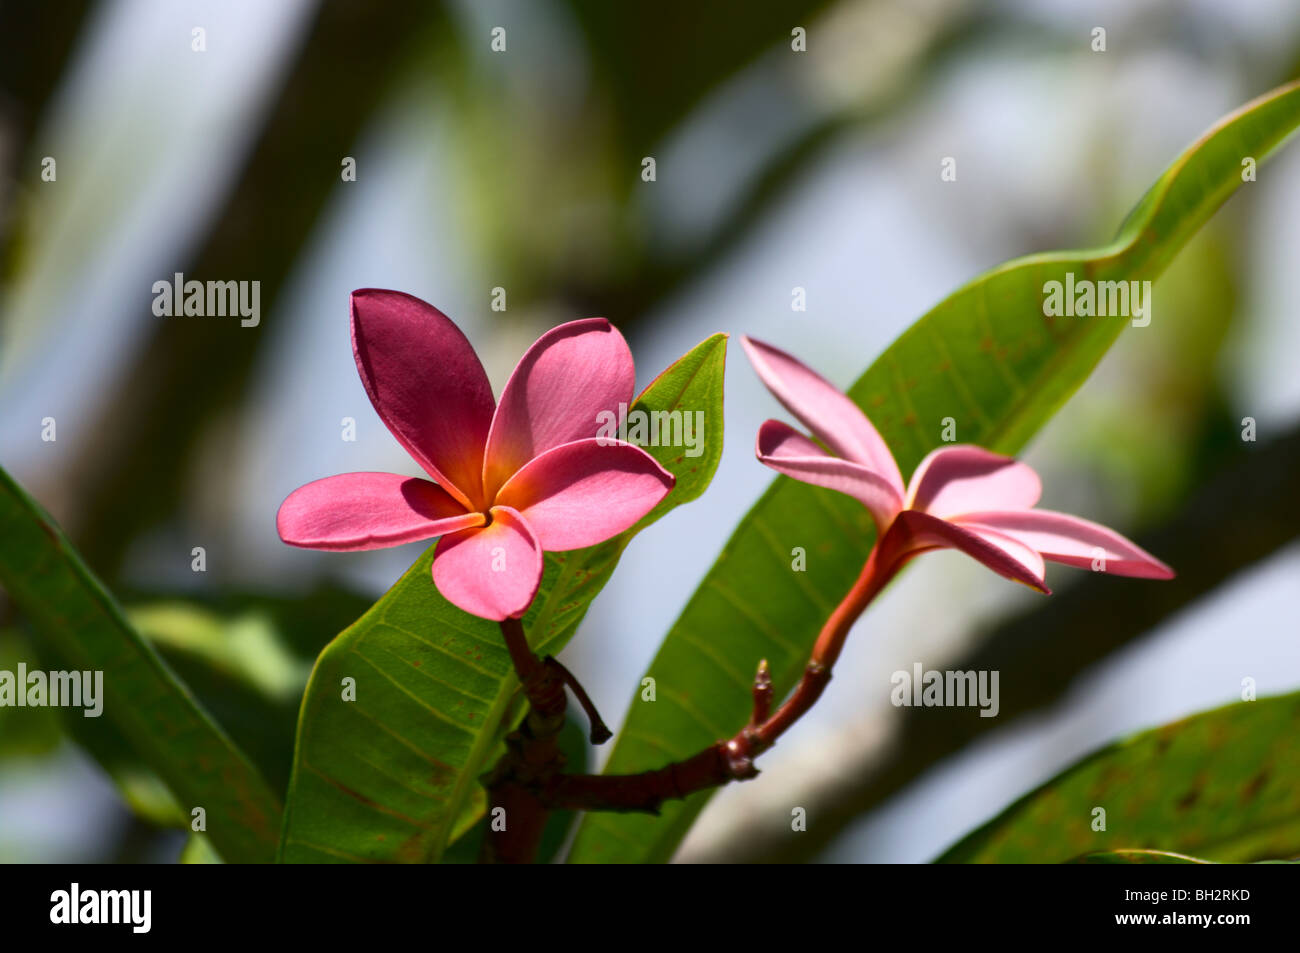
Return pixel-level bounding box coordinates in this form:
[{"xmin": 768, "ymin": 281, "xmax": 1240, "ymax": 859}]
[
  {"xmin": 742, "ymin": 336, "xmax": 1174, "ymax": 593},
  {"xmin": 278, "ymin": 290, "xmax": 674, "ymax": 620}
]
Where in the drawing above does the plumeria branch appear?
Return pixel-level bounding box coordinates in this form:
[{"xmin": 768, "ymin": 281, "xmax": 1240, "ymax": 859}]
[
  {"xmin": 483, "ymin": 537, "xmax": 898, "ymax": 835},
  {"xmin": 476, "ymin": 324, "xmax": 1173, "ymax": 851},
  {"xmin": 478, "ymin": 617, "xmax": 569, "ymax": 864},
  {"xmin": 478, "ymin": 618, "xmax": 618, "ymax": 861}
]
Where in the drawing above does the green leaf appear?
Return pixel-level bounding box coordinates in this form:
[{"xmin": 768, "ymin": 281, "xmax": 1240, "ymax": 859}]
[
  {"xmin": 938, "ymin": 694, "xmax": 1300, "ymax": 863},
  {"xmin": 25, "ymin": 627, "xmax": 189, "ymax": 829},
  {"xmin": 126, "ymin": 601, "xmax": 319, "ymax": 795},
  {"xmin": 33, "ymin": 590, "xmax": 367, "ymax": 832},
  {"xmin": 278, "ymin": 333, "xmax": 728, "ymax": 863},
  {"xmin": 0, "ymin": 627, "xmax": 62, "ymax": 758},
  {"xmin": 568, "ymin": 79, "xmax": 1300, "ymax": 863},
  {"xmin": 0, "ymin": 466, "xmax": 282, "ymax": 863},
  {"xmin": 128, "ymin": 603, "xmax": 312, "ymax": 704},
  {"xmin": 1069, "ymin": 850, "xmax": 1217, "ymax": 865},
  {"xmin": 1066, "ymin": 849, "xmax": 1297, "ymax": 864},
  {"xmin": 180, "ymin": 832, "xmax": 224, "ymax": 864}
]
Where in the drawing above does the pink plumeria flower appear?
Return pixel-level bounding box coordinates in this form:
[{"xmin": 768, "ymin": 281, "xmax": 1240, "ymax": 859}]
[
  {"xmin": 741, "ymin": 336, "xmax": 1173, "ymax": 593},
  {"xmin": 278, "ymin": 289, "xmax": 674, "ymax": 621}
]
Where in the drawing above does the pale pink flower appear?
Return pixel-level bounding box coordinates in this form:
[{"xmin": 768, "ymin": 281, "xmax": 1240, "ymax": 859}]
[
  {"xmin": 742, "ymin": 336, "xmax": 1174, "ymax": 593},
  {"xmin": 278, "ymin": 289, "xmax": 674, "ymax": 620}
]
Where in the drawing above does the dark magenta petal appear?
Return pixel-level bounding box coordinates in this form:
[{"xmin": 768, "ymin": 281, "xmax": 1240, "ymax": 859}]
[{"xmin": 351, "ymin": 289, "xmax": 495, "ymax": 509}]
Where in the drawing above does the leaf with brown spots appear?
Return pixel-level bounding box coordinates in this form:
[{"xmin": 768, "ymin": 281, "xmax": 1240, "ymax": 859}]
[
  {"xmin": 571, "ymin": 79, "xmax": 1300, "ymax": 864},
  {"xmin": 938, "ymin": 694, "xmax": 1300, "ymax": 863}
]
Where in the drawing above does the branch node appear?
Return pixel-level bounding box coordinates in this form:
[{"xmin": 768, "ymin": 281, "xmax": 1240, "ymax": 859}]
[{"xmin": 723, "ymin": 738, "xmax": 760, "ymax": 780}]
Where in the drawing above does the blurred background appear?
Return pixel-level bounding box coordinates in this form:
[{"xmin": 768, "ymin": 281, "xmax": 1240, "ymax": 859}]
[{"xmin": 1, "ymin": 0, "xmax": 1298, "ymax": 863}]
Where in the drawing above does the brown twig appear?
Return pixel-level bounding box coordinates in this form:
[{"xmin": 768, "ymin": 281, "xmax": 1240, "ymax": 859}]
[
  {"xmin": 480, "ymin": 536, "xmax": 901, "ymax": 850},
  {"xmin": 543, "ymin": 656, "xmax": 612, "ymax": 744}
]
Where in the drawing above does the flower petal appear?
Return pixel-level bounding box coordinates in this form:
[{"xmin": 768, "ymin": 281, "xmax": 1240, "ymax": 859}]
[
  {"xmin": 906, "ymin": 445, "xmax": 1041, "ymax": 518},
  {"xmin": 432, "ymin": 506, "xmax": 543, "ymax": 620},
  {"xmin": 740, "ymin": 336, "xmax": 903, "ymax": 493},
  {"xmin": 886, "ymin": 510, "xmax": 1050, "ymax": 593},
  {"xmin": 495, "ymin": 438, "xmax": 674, "ymax": 550},
  {"xmin": 277, "ymin": 473, "xmax": 482, "ymax": 552},
  {"xmin": 953, "ymin": 509, "xmax": 1175, "ymax": 579},
  {"xmin": 351, "ymin": 289, "xmax": 495, "ymax": 509},
  {"xmin": 483, "ymin": 318, "xmax": 635, "ymax": 498},
  {"xmin": 755, "ymin": 420, "xmax": 902, "ymax": 533}
]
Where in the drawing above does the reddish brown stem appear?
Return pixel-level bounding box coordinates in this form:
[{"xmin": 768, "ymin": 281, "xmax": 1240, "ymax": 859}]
[
  {"xmin": 744, "ymin": 542, "xmax": 892, "ymax": 749},
  {"xmin": 538, "ymin": 542, "xmax": 898, "ymax": 816},
  {"xmin": 480, "ymin": 539, "xmax": 899, "ymax": 857},
  {"xmin": 499, "ymin": 616, "xmax": 544, "ymax": 688},
  {"xmin": 542, "ymin": 746, "xmax": 733, "ymax": 812},
  {"xmin": 479, "ymin": 617, "xmax": 567, "ymax": 864}
]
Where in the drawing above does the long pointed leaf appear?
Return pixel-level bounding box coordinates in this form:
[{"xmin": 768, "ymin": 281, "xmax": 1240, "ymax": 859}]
[
  {"xmin": 569, "ymin": 79, "xmax": 1300, "ymax": 863},
  {"xmin": 0, "ymin": 466, "xmax": 282, "ymax": 862}
]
